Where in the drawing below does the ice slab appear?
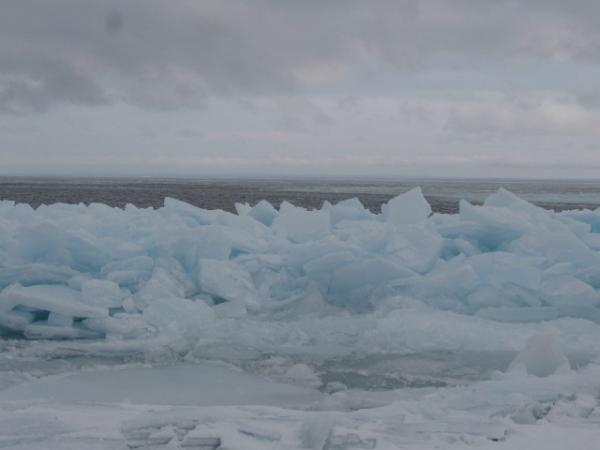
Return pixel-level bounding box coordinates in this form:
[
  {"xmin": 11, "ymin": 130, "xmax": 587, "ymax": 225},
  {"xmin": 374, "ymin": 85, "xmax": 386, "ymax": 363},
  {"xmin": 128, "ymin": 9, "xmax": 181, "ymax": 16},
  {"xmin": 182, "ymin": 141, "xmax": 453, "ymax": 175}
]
[
  {"xmin": 272, "ymin": 203, "xmax": 330, "ymax": 243},
  {"xmin": 328, "ymin": 197, "xmax": 373, "ymax": 224},
  {"xmin": 385, "ymin": 226, "xmax": 442, "ymax": 273},
  {"xmin": 81, "ymin": 279, "xmax": 123, "ymax": 308},
  {"xmin": 0, "ymin": 284, "xmax": 107, "ymax": 318},
  {"xmin": 383, "ymin": 187, "xmax": 432, "ymax": 226},
  {"xmin": 0, "ymin": 361, "xmax": 322, "ymax": 406},
  {"xmin": 143, "ymin": 297, "xmax": 215, "ymax": 337},
  {"xmin": 0, "ymin": 264, "xmax": 78, "ymax": 289},
  {"xmin": 247, "ymin": 199, "xmax": 278, "ymax": 226},
  {"xmin": 197, "ymin": 259, "xmax": 259, "ymax": 310}
]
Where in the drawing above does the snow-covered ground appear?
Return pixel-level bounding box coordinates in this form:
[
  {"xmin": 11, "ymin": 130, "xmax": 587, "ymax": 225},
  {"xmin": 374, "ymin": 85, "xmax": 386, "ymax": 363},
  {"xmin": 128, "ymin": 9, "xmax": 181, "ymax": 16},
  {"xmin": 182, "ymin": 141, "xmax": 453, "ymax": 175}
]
[{"xmin": 1, "ymin": 188, "xmax": 600, "ymax": 449}]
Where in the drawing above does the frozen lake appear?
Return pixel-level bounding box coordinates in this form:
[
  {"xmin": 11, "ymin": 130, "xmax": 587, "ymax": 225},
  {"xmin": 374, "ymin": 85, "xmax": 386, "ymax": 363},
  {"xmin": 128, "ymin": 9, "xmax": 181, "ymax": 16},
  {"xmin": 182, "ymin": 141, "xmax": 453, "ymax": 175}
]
[{"xmin": 1, "ymin": 182, "xmax": 600, "ymax": 448}]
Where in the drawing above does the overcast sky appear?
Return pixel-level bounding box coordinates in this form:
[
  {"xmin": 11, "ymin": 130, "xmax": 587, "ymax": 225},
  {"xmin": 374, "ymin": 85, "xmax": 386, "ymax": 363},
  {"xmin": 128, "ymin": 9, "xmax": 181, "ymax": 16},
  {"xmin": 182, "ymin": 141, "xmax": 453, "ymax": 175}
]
[{"xmin": 1, "ymin": 0, "xmax": 600, "ymax": 178}]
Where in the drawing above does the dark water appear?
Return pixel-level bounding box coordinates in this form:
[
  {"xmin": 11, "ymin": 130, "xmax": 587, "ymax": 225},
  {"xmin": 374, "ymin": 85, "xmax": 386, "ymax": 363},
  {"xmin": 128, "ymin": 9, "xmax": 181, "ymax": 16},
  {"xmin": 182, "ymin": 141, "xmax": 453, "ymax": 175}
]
[{"xmin": 1, "ymin": 176, "xmax": 600, "ymax": 213}]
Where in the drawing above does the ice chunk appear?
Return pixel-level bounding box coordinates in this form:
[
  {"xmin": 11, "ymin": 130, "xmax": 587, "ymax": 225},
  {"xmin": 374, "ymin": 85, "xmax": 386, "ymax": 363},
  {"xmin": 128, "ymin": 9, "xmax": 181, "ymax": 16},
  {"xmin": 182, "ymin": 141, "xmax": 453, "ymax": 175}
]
[
  {"xmin": 555, "ymin": 305, "xmax": 600, "ymax": 324},
  {"xmin": 136, "ymin": 267, "xmax": 187, "ymax": 309},
  {"xmin": 10, "ymin": 221, "xmax": 108, "ymax": 270},
  {"xmin": 303, "ymin": 250, "xmax": 356, "ymax": 279},
  {"xmin": 584, "ymin": 232, "xmax": 600, "ymax": 250},
  {"xmin": 440, "ymin": 235, "xmax": 479, "ymax": 259},
  {"xmin": 193, "ymin": 227, "xmax": 233, "ymax": 260},
  {"xmin": 283, "ymin": 237, "xmax": 350, "ymax": 269},
  {"xmin": 476, "ymin": 306, "xmax": 560, "ymax": 322},
  {"xmin": 269, "ymin": 282, "xmax": 331, "ymax": 318},
  {"xmin": 400, "ymin": 255, "xmax": 479, "ymax": 301},
  {"xmin": 508, "ymin": 333, "xmax": 569, "ymax": 377},
  {"xmin": 385, "ymin": 226, "xmax": 442, "ymax": 273},
  {"xmin": 162, "ymin": 197, "xmax": 217, "ymax": 225},
  {"xmin": 212, "ymin": 299, "xmax": 248, "ymax": 318},
  {"xmin": 0, "ymin": 284, "xmax": 107, "ymax": 319},
  {"xmin": 510, "ymin": 231, "xmax": 599, "ymax": 266},
  {"xmin": 329, "ymin": 257, "xmax": 414, "ymax": 309},
  {"xmin": 47, "ymin": 312, "xmax": 73, "ymax": 327},
  {"xmin": 476, "ymin": 305, "xmax": 600, "ymax": 323},
  {"xmin": 23, "ymin": 323, "xmax": 102, "ymax": 339},
  {"xmin": 540, "ymin": 276, "xmax": 600, "ymax": 307},
  {"xmin": 198, "ymin": 259, "xmax": 260, "ymax": 310},
  {"xmin": 272, "ymin": 204, "xmax": 330, "ymax": 243},
  {"xmin": 218, "ymin": 212, "xmax": 272, "ymax": 240},
  {"xmin": 248, "ymin": 200, "xmax": 278, "ymax": 226},
  {"xmin": 333, "ymin": 220, "xmax": 388, "ymax": 253},
  {"xmin": 81, "ymin": 279, "xmax": 123, "ymax": 308},
  {"xmin": 382, "ymin": 187, "xmax": 431, "ymax": 226},
  {"xmin": 484, "ymin": 187, "xmax": 543, "ymax": 214},
  {"xmin": 0, "ymin": 264, "xmax": 78, "ymax": 289},
  {"xmin": 334, "ymin": 197, "xmax": 364, "ymax": 210},
  {"xmin": 101, "ymin": 256, "xmax": 154, "ymax": 286},
  {"xmin": 207, "ymin": 224, "xmax": 268, "ymax": 254},
  {"xmin": 459, "ymin": 200, "xmax": 531, "ymax": 250},
  {"xmin": 329, "ymin": 197, "xmax": 372, "ymax": 224},
  {"xmin": 82, "ymin": 314, "xmax": 154, "ymax": 339},
  {"xmin": 575, "ymin": 264, "xmax": 600, "ymax": 288},
  {"xmin": 143, "ymin": 298, "xmax": 215, "ymax": 337},
  {"xmin": 467, "ymin": 285, "xmax": 541, "ymax": 310},
  {"xmin": 234, "ymin": 202, "xmax": 251, "ymax": 216},
  {"xmin": 561, "ymin": 208, "xmax": 600, "ymax": 233},
  {"xmin": 0, "ymin": 309, "xmax": 34, "ymax": 332},
  {"xmin": 486, "ymin": 188, "xmax": 592, "ymax": 237},
  {"xmin": 331, "ymin": 257, "xmax": 414, "ymax": 293},
  {"xmin": 467, "ymin": 252, "xmax": 543, "ymax": 290}
]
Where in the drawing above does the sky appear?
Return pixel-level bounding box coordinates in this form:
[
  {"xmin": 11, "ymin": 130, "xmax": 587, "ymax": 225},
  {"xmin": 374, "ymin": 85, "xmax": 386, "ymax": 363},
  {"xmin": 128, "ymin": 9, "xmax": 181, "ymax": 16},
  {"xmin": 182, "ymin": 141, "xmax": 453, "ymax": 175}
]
[{"xmin": 1, "ymin": 0, "xmax": 600, "ymax": 178}]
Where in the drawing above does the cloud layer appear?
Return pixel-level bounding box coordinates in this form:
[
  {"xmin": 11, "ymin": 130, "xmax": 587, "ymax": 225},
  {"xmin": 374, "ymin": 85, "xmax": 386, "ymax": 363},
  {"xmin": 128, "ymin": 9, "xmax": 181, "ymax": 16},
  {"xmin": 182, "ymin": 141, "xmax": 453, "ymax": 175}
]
[{"xmin": 1, "ymin": 1, "xmax": 599, "ymax": 176}]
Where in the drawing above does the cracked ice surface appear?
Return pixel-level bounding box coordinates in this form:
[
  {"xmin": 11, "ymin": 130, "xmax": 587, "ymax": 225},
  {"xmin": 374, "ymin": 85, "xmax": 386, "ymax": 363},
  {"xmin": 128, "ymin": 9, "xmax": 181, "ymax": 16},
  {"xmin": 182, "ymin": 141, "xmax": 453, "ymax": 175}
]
[{"xmin": 1, "ymin": 187, "xmax": 600, "ymax": 448}]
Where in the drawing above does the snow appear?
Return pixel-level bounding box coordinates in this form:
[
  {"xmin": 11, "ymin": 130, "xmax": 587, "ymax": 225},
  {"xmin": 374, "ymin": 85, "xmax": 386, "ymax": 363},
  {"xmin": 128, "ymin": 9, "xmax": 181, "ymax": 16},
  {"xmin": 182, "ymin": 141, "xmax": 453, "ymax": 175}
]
[{"xmin": 1, "ymin": 188, "xmax": 600, "ymax": 448}]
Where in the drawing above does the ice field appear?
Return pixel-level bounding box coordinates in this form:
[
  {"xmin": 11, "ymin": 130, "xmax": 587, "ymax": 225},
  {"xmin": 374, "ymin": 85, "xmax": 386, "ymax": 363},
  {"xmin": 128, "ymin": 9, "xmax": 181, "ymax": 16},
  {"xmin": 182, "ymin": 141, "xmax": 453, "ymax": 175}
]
[{"xmin": 1, "ymin": 187, "xmax": 600, "ymax": 448}]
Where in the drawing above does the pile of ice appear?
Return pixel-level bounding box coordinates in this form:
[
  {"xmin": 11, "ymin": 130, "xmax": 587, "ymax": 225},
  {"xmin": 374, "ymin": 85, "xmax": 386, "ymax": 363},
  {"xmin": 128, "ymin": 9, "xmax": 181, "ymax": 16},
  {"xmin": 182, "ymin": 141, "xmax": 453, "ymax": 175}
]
[{"xmin": 1, "ymin": 187, "xmax": 600, "ymax": 367}]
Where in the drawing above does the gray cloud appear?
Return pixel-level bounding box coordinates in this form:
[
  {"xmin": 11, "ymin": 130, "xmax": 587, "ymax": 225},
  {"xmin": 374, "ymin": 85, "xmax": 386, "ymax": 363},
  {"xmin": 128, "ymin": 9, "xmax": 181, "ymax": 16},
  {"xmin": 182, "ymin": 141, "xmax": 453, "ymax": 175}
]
[
  {"xmin": 445, "ymin": 92, "xmax": 600, "ymax": 138},
  {"xmin": 0, "ymin": 55, "xmax": 107, "ymax": 114},
  {"xmin": 2, "ymin": 0, "xmax": 600, "ymax": 114},
  {"xmin": 105, "ymin": 10, "xmax": 124, "ymax": 35},
  {"xmin": 2, "ymin": 1, "xmax": 600, "ymax": 178}
]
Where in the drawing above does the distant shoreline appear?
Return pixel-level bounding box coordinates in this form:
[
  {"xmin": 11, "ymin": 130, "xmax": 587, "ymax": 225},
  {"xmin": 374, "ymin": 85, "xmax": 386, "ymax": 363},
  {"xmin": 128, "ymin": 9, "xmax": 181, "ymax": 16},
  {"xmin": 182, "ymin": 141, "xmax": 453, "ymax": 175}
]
[
  {"xmin": 1, "ymin": 176, "xmax": 599, "ymax": 214},
  {"xmin": 2, "ymin": 174, "xmax": 600, "ymax": 183}
]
